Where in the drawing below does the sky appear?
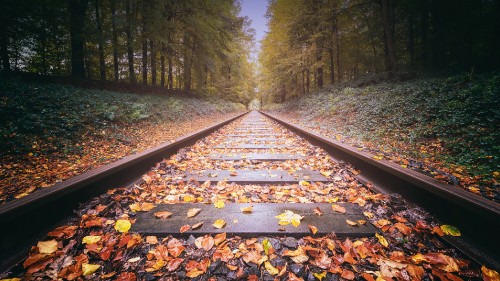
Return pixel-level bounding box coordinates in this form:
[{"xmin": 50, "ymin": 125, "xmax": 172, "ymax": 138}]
[{"xmin": 240, "ymin": 0, "xmax": 269, "ymax": 61}]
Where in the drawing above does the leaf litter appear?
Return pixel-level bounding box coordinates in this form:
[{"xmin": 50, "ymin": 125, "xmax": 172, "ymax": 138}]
[{"xmin": 0, "ymin": 113, "xmax": 493, "ymax": 280}]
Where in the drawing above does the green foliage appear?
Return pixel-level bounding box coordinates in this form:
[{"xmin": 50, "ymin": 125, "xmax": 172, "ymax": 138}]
[
  {"xmin": 268, "ymin": 73, "xmax": 500, "ymax": 178},
  {"xmin": 0, "ymin": 78, "xmax": 244, "ymax": 156}
]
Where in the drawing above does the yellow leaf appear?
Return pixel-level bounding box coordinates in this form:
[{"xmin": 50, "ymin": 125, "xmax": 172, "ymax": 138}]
[
  {"xmin": 363, "ymin": 211, "xmax": 374, "ymax": 218},
  {"xmin": 308, "ymin": 225, "xmax": 318, "ymax": 234},
  {"xmin": 213, "ymin": 219, "xmax": 226, "ymax": 229},
  {"xmin": 375, "ymin": 233, "xmax": 388, "ymax": 247},
  {"xmin": 321, "ymin": 171, "xmax": 333, "ymax": 177},
  {"xmin": 275, "ymin": 210, "xmax": 303, "ymax": 227},
  {"xmin": 183, "ymin": 195, "xmax": 195, "ymax": 202},
  {"xmin": 326, "ymin": 197, "xmax": 339, "ymax": 203},
  {"xmin": 346, "ymin": 219, "xmax": 358, "ymax": 226},
  {"xmin": 114, "ymin": 219, "xmax": 131, "ymax": 233},
  {"xmin": 187, "ymin": 208, "xmax": 202, "ymax": 218},
  {"xmin": 440, "ymin": 225, "xmax": 461, "ymax": 236},
  {"xmin": 313, "ymin": 271, "xmax": 327, "ymax": 281},
  {"xmin": 240, "ymin": 206, "xmax": 253, "ymax": 213},
  {"xmin": 0, "ymin": 278, "xmax": 21, "ymax": 281},
  {"xmin": 214, "ymin": 200, "xmax": 225, "ymax": 209},
  {"xmin": 82, "ymin": 235, "xmax": 101, "ymax": 244},
  {"xmin": 82, "ymin": 263, "xmax": 100, "ymax": 276},
  {"xmin": 373, "ymin": 155, "xmax": 384, "ymax": 160},
  {"xmin": 299, "ymin": 180, "xmax": 310, "ymax": 187},
  {"xmin": 400, "ymin": 164, "xmax": 408, "ymax": 168},
  {"xmin": 262, "ymin": 238, "xmax": 272, "ymax": 255},
  {"xmin": 264, "ymin": 261, "xmax": 279, "ymax": 276},
  {"xmin": 37, "ymin": 240, "xmax": 58, "ymax": 254},
  {"xmin": 481, "ymin": 265, "xmax": 500, "ymax": 281}
]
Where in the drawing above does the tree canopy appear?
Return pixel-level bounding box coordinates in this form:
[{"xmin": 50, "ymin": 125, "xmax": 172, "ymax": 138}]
[
  {"xmin": 0, "ymin": 0, "xmax": 256, "ymax": 104},
  {"xmin": 259, "ymin": 0, "xmax": 500, "ymax": 103}
]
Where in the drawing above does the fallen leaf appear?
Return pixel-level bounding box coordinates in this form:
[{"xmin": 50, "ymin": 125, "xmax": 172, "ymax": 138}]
[
  {"xmin": 481, "ymin": 265, "xmax": 500, "ymax": 281},
  {"xmin": 373, "ymin": 155, "xmax": 384, "ymax": 160},
  {"xmin": 213, "ymin": 219, "xmax": 226, "ymax": 229},
  {"xmin": 167, "ymin": 258, "xmax": 184, "ymax": 272},
  {"xmin": 47, "ymin": 225, "xmax": 78, "ymax": 239},
  {"xmin": 114, "ymin": 220, "xmax": 131, "ymax": 233},
  {"xmin": 146, "ymin": 236, "xmax": 158, "ymax": 244},
  {"xmin": 82, "ymin": 235, "xmax": 101, "ymax": 244},
  {"xmin": 180, "ymin": 225, "xmax": 190, "ymax": 233},
  {"xmin": 195, "ymin": 235, "xmax": 214, "ymax": 251},
  {"xmin": 37, "ymin": 240, "xmax": 58, "ymax": 254},
  {"xmin": 129, "ymin": 202, "xmax": 155, "ymax": 212},
  {"xmin": 283, "ymin": 246, "xmax": 309, "ymax": 263},
  {"xmin": 331, "ymin": 204, "xmax": 346, "ymax": 213},
  {"xmin": 192, "ymin": 222, "xmax": 203, "ymax": 229},
  {"xmin": 314, "ymin": 207, "xmax": 323, "ymax": 216},
  {"xmin": 241, "ymin": 206, "xmax": 253, "ymax": 213},
  {"xmin": 313, "ymin": 271, "xmax": 327, "ymax": 281},
  {"xmin": 363, "ymin": 211, "xmax": 374, "ymax": 218},
  {"xmin": 167, "ymin": 238, "xmax": 185, "ymax": 257},
  {"xmin": 299, "ymin": 180, "xmax": 311, "ymax": 187},
  {"xmin": 82, "ymin": 263, "xmax": 100, "ymax": 276},
  {"xmin": 264, "ymin": 261, "xmax": 279, "ymax": 275},
  {"xmin": 341, "ymin": 269, "xmax": 355, "ymax": 280},
  {"xmin": 375, "ymin": 233, "xmax": 389, "ymax": 247},
  {"xmin": 308, "ymin": 225, "xmax": 318, "ymax": 234},
  {"xmin": 214, "ymin": 232, "xmax": 226, "ymax": 245},
  {"xmin": 440, "ymin": 225, "xmax": 461, "ymax": 236},
  {"xmin": 275, "ymin": 210, "xmax": 303, "ymax": 227},
  {"xmin": 187, "ymin": 208, "xmax": 202, "ymax": 218},
  {"xmin": 183, "ymin": 195, "xmax": 195, "ymax": 202},
  {"xmin": 262, "ymin": 238, "xmax": 272, "ymax": 255},
  {"xmin": 154, "ymin": 211, "xmax": 172, "ymax": 219},
  {"xmin": 230, "ymin": 171, "xmax": 238, "ymax": 176},
  {"xmin": 115, "ymin": 272, "xmax": 137, "ymax": 281},
  {"xmin": 346, "ymin": 220, "xmax": 358, "ymax": 226},
  {"xmin": 214, "ymin": 200, "xmax": 225, "ymax": 209}
]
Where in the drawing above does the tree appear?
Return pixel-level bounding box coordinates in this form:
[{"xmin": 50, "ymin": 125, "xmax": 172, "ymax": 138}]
[{"xmin": 68, "ymin": 0, "xmax": 88, "ymax": 78}]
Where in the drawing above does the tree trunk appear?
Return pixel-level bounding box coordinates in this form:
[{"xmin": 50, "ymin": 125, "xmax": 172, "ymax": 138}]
[
  {"xmin": 160, "ymin": 46, "xmax": 165, "ymax": 87},
  {"xmin": 316, "ymin": 47, "xmax": 323, "ymax": 88},
  {"xmin": 68, "ymin": 0, "xmax": 88, "ymax": 78},
  {"xmin": 111, "ymin": 0, "xmax": 119, "ymax": 81},
  {"xmin": 168, "ymin": 56, "xmax": 173, "ymax": 90},
  {"xmin": 380, "ymin": 0, "xmax": 397, "ymax": 72},
  {"xmin": 125, "ymin": 0, "xmax": 135, "ymax": 83},
  {"xmin": 142, "ymin": 38, "xmax": 147, "ymax": 85},
  {"xmin": 335, "ymin": 20, "xmax": 341, "ymax": 81},
  {"xmin": 150, "ymin": 40, "xmax": 156, "ymax": 85},
  {"xmin": 408, "ymin": 11, "xmax": 415, "ymax": 68},
  {"xmin": 0, "ymin": 23, "xmax": 10, "ymax": 73},
  {"xmin": 328, "ymin": 47, "xmax": 334, "ymax": 84},
  {"xmin": 96, "ymin": 0, "xmax": 106, "ymax": 80}
]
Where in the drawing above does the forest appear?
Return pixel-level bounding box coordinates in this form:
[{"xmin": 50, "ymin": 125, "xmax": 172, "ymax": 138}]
[
  {"xmin": 0, "ymin": 0, "xmax": 256, "ymax": 104},
  {"xmin": 259, "ymin": 0, "xmax": 500, "ymax": 102}
]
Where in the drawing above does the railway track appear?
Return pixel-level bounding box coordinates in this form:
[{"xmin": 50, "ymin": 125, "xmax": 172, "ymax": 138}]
[{"xmin": 0, "ymin": 111, "xmax": 499, "ymax": 280}]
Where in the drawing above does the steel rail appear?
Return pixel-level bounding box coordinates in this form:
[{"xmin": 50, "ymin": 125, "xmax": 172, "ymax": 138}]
[
  {"xmin": 0, "ymin": 111, "xmax": 248, "ymax": 271},
  {"xmin": 261, "ymin": 111, "xmax": 500, "ymax": 270}
]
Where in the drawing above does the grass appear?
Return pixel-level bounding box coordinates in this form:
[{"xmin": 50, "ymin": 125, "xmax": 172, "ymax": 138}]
[{"xmin": 266, "ymin": 72, "xmax": 500, "ymax": 200}]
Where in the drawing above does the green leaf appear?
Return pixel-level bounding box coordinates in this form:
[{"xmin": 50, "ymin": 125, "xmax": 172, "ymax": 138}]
[{"xmin": 440, "ymin": 225, "xmax": 461, "ymax": 236}]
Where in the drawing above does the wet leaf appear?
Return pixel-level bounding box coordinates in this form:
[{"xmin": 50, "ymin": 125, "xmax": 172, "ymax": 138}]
[
  {"xmin": 187, "ymin": 208, "xmax": 202, "ymax": 218},
  {"xmin": 154, "ymin": 211, "xmax": 172, "ymax": 219},
  {"xmin": 283, "ymin": 246, "xmax": 308, "ymax": 263},
  {"xmin": 440, "ymin": 225, "xmax": 461, "ymax": 236},
  {"xmin": 115, "ymin": 272, "xmax": 137, "ymax": 281},
  {"xmin": 213, "ymin": 219, "xmax": 226, "ymax": 229},
  {"xmin": 47, "ymin": 225, "xmax": 77, "ymax": 239},
  {"xmin": 82, "ymin": 263, "xmax": 100, "ymax": 276},
  {"xmin": 37, "ymin": 240, "xmax": 58, "ymax": 254},
  {"xmin": 331, "ymin": 204, "xmax": 346, "ymax": 213},
  {"xmin": 114, "ymin": 220, "xmax": 131, "ymax": 233}
]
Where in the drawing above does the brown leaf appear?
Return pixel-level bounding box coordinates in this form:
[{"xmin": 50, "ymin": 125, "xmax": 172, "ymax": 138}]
[
  {"xmin": 308, "ymin": 225, "xmax": 318, "ymax": 234},
  {"xmin": 192, "ymin": 222, "xmax": 203, "ymax": 229},
  {"xmin": 115, "ymin": 272, "xmax": 137, "ymax": 281},
  {"xmin": 214, "ymin": 232, "xmax": 226, "ymax": 245},
  {"xmin": 394, "ymin": 222, "xmax": 412, "ymax": 235},
  {"xmin": 341, "ymin": 269, "xmax": 355, "ymax": 280},
  {"xmin": 314, "ymin": 207, "xmax": 323, "ymax": 216},
  {"xmin": 179, "ymin": 225, "xmax": 190, "ymax": 233},
  {"xmin": 47, "ymin": 225, "xmax": 78, "ymax": 239},
  {"xmin": 195, "ymin": 235, "xmax": 215, "ymax": 251},
  {"xmin": 167, "ymin": 258, "xmax": 184, "ymax": 272},
  {"xmin": 167, "ymin": 238, "xmax": 185, "ymax": 257},
  {"xmin": 331, "ymin": 204, "xmax": 346, "ymax": 213},
  {"xmin": 154, "ymin": 211, "xmax": 172, "ymax": 219}
]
